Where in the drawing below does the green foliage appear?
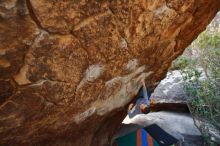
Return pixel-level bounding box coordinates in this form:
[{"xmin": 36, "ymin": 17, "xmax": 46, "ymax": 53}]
[
  {"xmin": 170, "ymin": 45, "xmax": 197, "ymax": 71},
  {"xmin": 180, "ymin": 31, "xmax": 220, "ymax": 144},
  {"xmin": 170, "ymin": 56, "xmax": 190, "ymax": 70}
]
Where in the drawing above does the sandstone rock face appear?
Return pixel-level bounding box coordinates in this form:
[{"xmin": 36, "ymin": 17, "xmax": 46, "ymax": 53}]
[{"xmin": 0, "ymin": 0, "xmax": 219, "ymax": 146}]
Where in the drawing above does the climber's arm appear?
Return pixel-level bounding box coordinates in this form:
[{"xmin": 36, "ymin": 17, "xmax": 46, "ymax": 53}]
[{"xmin": 141, "ymin": 80, "xmax": 148, "ymax": 100}]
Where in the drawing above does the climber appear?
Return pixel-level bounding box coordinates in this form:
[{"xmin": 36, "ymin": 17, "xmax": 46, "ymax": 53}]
[{"xmin": 128, "ymin": 80, "xmax": 153, "ymax": 118}]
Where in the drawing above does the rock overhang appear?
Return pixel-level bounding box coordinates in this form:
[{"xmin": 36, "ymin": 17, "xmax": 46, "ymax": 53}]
[{"xmin": 0, "ymin": 0, "xmax": 220, "ymax": 145}]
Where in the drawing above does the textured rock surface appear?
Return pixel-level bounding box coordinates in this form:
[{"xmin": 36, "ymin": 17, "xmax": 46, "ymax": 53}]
[
  {"xmin": 149, "ymin": 69, "xmax": 207, "ymax": 112},
  {"xmin": 150, "ymin": 70, "xmax": 189, "ymax": 112},
  {"xmin": 151, "ymin": 70, "xmax": 186, "ymax": 103},
  {"xmin": 0, "ymin": 0, "xmax": 219, "ymax": 146},
  {"xmin": 120, "ymin": 111, "xmax": 203, "ymax": 146}
]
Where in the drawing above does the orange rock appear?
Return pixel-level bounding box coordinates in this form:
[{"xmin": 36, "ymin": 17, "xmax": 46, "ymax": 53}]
[{"xmin": 0, "ymin": 0, "xmax": 219, "ymax": 145}]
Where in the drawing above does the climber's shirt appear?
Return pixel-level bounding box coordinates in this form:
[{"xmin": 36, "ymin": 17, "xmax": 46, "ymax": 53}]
[
  {"xmin": 128, "ymin": 87, "xmax": 151, "ymax": 118},
  {"xmin": 128, "ymin": 98, "xmax": 150, "ymax": 118}
]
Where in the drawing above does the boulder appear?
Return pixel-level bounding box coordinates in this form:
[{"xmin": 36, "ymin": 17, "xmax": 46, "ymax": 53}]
[
  {"xmin": 0, "ymin": 0, "xmax": 219, "ymax": 145},
  {"xmin": 121, "ymin": 111, "xmax": 203, "ymax": 146},
  {"xmin": 151, "ymin": 70, "xmax": 186, "ymax": 103},
  {"xmin": 150, "ymin": 70, "xmax": 189, "ymax": 112}
]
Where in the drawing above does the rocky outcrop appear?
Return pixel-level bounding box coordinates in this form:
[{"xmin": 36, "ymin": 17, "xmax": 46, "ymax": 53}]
[
  {"xmin": 121, "ymin": 111, "xmax": 204, "ymax": 146},
  {"xmin": 0, "ymin": 0, "xmax": 219, "ymax": 146},
  {"xmin": 151, "ymin": 70, "xmax": 186, "ymax": 103},
  {"xmin": 150, "ymin": 70, "xmax": 189, "ymax": 112}
]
